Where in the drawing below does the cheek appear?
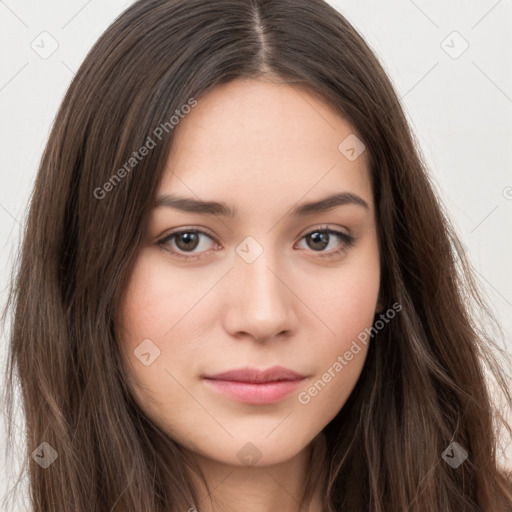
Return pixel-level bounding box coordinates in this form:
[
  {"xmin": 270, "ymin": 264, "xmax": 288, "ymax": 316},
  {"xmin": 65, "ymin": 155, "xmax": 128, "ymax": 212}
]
[
  {"xmin": 296, "ymin": 242, "xmax": 380, "ymax": 408},
  {"xmin": 295, "ymin": 296, "xmax": 377, "ymax": 420},
  {"xmin": 117, "ymin": 248, "xmax": 209, "ymax": 345},
  {"xmin": 303, "ymin": 237, "xmax": 381, "ymax": 345},
  {"xmin": 116, "ymin": 251, "xmax": 206, "ymax": 433},
  {"xmin": 115, "ymin": 250, "xmax": 199, "ymax": 390}
]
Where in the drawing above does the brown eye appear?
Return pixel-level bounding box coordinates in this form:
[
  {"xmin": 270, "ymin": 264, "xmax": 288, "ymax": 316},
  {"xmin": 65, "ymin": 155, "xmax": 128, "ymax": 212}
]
[
  {"xmin": 158, "ymin": 229, "xmax": 217, "ymax": 259},
  {"xmin": 297, "ymin": 227, "xmax": 356, "ymax": 258}
]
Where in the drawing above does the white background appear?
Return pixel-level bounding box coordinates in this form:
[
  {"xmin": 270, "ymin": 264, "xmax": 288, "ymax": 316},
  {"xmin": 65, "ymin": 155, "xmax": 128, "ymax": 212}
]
[{"xmin": 1, "ymin": 0, "xmax": 511, "ymax": 509}]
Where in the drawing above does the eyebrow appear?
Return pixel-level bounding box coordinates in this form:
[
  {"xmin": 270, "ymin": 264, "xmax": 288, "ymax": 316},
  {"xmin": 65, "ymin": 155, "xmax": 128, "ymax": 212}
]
[{"xmin": 153, "ymin": 191, "xmax": 370, "ymax": 217}]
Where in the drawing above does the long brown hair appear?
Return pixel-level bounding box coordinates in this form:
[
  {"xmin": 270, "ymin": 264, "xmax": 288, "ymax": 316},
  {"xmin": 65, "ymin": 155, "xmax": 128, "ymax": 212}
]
[{"xmin": 2, "ymin": 0, "xmax": 511, "ymax": 510}]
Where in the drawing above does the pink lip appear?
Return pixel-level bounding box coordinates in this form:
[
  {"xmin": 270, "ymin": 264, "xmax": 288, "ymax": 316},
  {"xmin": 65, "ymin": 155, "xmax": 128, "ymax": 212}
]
[
  {"xmin": 203, "ymin": 379, "xmax": 304, "ymax": 404},
  {"xmin": 202, "ymin": 366, "xmax": 306, "ymax": 405}
]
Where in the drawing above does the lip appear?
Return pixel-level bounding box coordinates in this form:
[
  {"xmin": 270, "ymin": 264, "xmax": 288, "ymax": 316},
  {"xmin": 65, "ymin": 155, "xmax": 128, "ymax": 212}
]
[
  {"xmin": 203, "ymin": 366, "xmax": 306, "ymax": 383},
  {"xmin": 202, "ymin": 366, "xmax": 306, "ymax": 405}
]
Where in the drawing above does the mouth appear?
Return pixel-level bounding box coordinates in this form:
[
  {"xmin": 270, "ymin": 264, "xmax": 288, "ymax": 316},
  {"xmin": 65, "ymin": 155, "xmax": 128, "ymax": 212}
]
[{"xmin": 201, "ymin": 366, "xmax": 307, "ymax": 405}]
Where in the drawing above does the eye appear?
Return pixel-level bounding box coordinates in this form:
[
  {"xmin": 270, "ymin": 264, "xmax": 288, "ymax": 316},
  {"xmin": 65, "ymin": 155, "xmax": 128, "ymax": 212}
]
[
  {"xmin": 158, "ymin": 229, "xmax": 218, "ymax": 260},
  {"xmin": 296, "ymin": 226, "xmax": 355, "ymax": 258}
]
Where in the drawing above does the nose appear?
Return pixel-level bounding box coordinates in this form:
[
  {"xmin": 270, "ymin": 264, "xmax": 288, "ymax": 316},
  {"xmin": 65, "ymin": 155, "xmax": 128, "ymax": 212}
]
[{"xmin": 223, "ymin": 250, "xmax": 297, "ymax": 342}]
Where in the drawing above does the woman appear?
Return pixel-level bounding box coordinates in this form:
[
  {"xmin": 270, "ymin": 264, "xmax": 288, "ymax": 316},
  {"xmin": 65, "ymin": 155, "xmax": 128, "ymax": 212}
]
[{"xmin": 3, "ymin": 0, "xmax": 512, "ymax": 510}]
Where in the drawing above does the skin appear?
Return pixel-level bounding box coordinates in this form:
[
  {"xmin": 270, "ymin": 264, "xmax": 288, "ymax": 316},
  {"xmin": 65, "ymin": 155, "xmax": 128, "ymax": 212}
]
[{"xmin": 117, "ymin": 77, "xmax": 382, "ymax": 512}]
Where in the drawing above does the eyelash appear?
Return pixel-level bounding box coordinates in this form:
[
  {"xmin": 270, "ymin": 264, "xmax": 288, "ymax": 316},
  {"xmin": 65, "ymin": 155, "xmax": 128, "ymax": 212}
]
[{"xmin": 157, "ymin": 225, "xmax": 356, "ymax": 261}]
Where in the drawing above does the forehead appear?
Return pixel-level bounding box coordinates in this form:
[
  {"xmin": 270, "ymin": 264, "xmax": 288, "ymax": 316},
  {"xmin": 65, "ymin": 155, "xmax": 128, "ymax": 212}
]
[{"xmin": 159, "ymin": 78, "xmax": 372, "ymax": 214}]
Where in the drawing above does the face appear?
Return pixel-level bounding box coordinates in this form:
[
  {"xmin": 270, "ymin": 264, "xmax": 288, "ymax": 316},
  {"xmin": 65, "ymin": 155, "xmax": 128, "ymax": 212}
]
[{"xmin": 117, "ymin": 77, "xmax": 381, "ymax": 469}]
